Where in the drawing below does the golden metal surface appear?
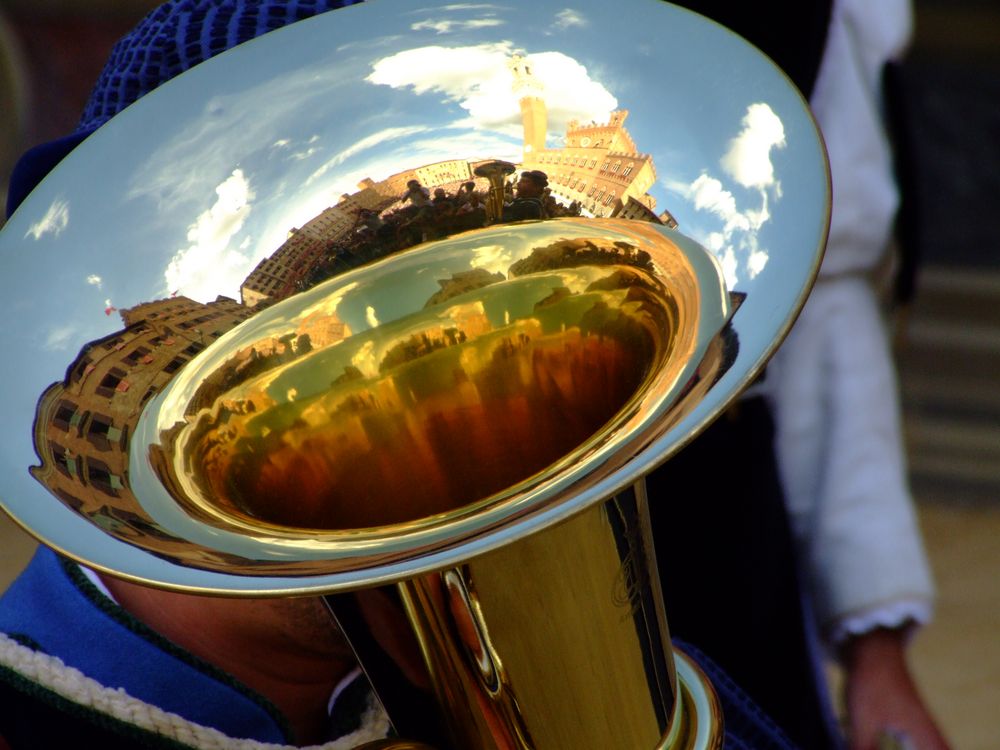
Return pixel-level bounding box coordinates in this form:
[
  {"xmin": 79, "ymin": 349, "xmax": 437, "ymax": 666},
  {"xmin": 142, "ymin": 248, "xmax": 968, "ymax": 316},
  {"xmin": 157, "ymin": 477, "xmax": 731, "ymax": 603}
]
[{"xmin": 397, "ymin": 486, "xmax": 684, "ymax": 749}]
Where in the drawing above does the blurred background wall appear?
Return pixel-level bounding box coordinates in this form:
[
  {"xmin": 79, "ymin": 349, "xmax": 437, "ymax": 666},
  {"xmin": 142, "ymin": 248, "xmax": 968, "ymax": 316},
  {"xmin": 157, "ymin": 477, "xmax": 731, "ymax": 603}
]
[{"xmin": 0, "ymin": 1, "xmax": 997, "ymax": 747}]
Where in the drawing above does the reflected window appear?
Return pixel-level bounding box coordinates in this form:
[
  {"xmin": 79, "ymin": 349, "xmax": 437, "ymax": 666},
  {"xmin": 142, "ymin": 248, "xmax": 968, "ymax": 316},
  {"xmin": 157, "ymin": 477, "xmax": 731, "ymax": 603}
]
[
  {"xmin": 622, "ymin": 165, "xmax": 633, "ymax": 177},
  {"xmin": 85, "ymin": 458, "xmax": 120, "ymax": 497},
  {"xmin": 605, "ymin": 191, "xmax": 616, "ymax": 206},
  {"xmin": 95, "ymin": 368, "xmax": 127, "ymax": 398},
  {"xmin": 612, "ymin": 161, "xmax": 621, "ymax": 173},
  {"xmin": 122, "ymin": 346, "xmax": 152, "ymax": 366},
  {"xmin": 71, "ymin": 357, "xmax": 94, "ymax": 383},
  {"xmin": 52, "ymin": 400, "xmax": 80, "ymax": 432},
  {"xmin": 163, "ymin": 356, "xmax": 187, "ymax": 374},
  {"xmin": 48, "ymin": 441, "xmax": 76, "ymax": 478},
  {"xmin": 589, "ymin": 159, "xmax": 597, "ymax": 169},
  {"xmin": 86, "ymin": 413, "xmax": 117, "ymax": 452}
]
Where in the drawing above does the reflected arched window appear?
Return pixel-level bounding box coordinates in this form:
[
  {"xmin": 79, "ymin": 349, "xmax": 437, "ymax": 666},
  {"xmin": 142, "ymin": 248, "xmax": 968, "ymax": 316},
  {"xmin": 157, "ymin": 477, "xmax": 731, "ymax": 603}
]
[
  {"xmin": 605, "ymin": 191, "xmax": 616, "ymax": 206},
  {"xmin": 622, "ymin": 164, "xmax": 633, "ymax": 177},
  {"xmin": 612, "ymin": 161, "xmax": 621, "ymax": 173}
]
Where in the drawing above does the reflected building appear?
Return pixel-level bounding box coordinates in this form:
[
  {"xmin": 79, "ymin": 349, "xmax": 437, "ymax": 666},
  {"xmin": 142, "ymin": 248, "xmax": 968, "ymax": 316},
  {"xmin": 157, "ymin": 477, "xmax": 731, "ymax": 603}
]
[
  {"xmin": 239, "ymin": 159, "xmax": 491, "ymax": 308},
  {"xmin": 30, "ymin": 295, "xmax": 252, "ymax": 522},
  {"xmin": 241, "ymin": 231, "xmax": 328, "ymax": 307},
  {"xmin": 236, "ymin": 55, "xmax": 681, "ymax": 310},
  {"xmin": 511, "ymin": 56, "xmax": 662, "ymax": 221}
]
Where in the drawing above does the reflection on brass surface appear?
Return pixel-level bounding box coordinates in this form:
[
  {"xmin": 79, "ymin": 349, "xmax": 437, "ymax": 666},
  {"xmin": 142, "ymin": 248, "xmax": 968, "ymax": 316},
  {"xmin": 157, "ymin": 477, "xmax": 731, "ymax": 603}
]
[
  {"xmin": 134, "ymin": 218, "xmax": 711, "ymax": 546},
  {"xmin": 170, "ymin": 261, "xmax": 669, "ymax": 530}
]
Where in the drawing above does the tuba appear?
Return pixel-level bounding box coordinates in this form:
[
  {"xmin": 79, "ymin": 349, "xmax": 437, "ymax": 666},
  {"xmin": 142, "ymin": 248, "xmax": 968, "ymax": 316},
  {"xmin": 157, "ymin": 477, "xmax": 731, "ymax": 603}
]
[
  {"xmin": 472, "ymin": 160, "xmax": 516, "ymax": 224},
  {"xmin": 0, "ymin": 1, "xmax": 829, "ymax": 748}
]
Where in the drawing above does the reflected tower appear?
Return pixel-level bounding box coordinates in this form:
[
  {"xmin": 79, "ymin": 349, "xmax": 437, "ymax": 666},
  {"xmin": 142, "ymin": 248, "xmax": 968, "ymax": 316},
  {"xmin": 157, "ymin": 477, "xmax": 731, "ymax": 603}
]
[{"xmin": 510, "ymin": 54, "xmax": 547, "ymax": 157}]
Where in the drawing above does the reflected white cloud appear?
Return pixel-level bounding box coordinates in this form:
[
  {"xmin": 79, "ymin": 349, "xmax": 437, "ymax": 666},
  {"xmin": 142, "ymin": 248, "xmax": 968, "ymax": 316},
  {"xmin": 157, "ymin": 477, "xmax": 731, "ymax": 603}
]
[
  {"xmin": 163, "ymin": 169, "xmax": 254, "ymax": 302},
  {"xmin": 367, "ymin": 43, "xmax": 616, "ymax": 137},
  {"xmin": 352, "ymin": 339, "xmax": 378, "ymax": 376},
  {"xmin": 667, "ymin": 103, "xmax": 785, "ymax": 287},
  {"xmin": 127, "ymin": 65, "xmax": 353, "ymax": 211},
  {"xmin": 365, "ymin": 305, "xmax": 380, "ymax": 328},
  {"xmin": 43, "ymin": 325, "xmax": 77, "ymax": 352},
  {"xmin": 299, "ymin": 281, "xmax": 357, "ymax": 321},
  {"xmin": 720, "ymin": 103, "xmax": 786, "ymax": 189},
  {"xmin": 554, "ymin": 9, "xmax": 587, "ymax": 29},
  {"xmin": 86, "ymin": 274, "xmax": 103, "ymax": 288},
  {"xmin": 689, "ymin": 174, "xmax": 750, "ymax": 234},
  {"xmin": 469, "ymin": 243, "xmax": 513, "ymax": 276},
  {"xmin": 24, "ymin": 198, "xmax": 69, "ymax": 241},
  {"xmin": 412, "ymin": 18, "xmax": 504, "ymax": 33}
]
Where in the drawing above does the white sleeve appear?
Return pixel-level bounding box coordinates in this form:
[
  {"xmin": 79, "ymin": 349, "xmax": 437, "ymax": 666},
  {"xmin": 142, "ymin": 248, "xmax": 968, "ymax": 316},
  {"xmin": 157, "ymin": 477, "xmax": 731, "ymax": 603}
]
[{"xmin": 767, "ymin": 0, "xmax": 935, "ymax": 642}]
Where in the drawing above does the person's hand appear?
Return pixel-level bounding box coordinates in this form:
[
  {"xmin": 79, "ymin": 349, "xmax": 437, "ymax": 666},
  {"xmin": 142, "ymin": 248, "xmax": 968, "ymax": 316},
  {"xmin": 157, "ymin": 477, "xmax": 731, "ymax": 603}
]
[{"xmin": 841, "ymin": 627, "xmax": 951, "ymax": 750}]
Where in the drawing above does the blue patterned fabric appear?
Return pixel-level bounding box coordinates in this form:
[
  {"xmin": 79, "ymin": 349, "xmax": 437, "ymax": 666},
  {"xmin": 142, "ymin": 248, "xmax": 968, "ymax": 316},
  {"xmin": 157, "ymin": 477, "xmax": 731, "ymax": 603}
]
[
  {"xmin": 0, "ymin": 547, "xmax": 291, "ymax": 744},
  {"xmin": 78, "ymin": 0, "xmax": 364, "ymax": 132},
  {"xmin": 676, "ymin": 641, "xmax": 799, "ymax": 750}
]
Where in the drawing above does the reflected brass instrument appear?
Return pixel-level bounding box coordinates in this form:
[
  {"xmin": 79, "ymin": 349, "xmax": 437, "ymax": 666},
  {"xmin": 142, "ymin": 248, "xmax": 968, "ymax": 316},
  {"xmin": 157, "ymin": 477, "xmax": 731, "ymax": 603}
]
[
  {"xmin": 473, "ymin": 160, "xmax": 516, "ymax": 224},
  {"xmin": 0, "ymin": 1, "xmax": 830, "ymax": 748}
]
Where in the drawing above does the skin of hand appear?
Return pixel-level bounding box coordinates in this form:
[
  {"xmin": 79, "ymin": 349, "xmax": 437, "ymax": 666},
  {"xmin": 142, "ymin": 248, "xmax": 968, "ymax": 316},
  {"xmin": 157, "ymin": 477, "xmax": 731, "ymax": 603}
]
[{"xmin": 841, "ymin": 627, "xmax": 951, "ymax": 750}]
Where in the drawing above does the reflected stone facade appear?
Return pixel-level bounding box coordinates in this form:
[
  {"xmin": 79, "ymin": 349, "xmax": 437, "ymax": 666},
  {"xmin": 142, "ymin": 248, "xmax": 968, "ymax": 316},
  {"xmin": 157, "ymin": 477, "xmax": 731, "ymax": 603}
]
[
  {"xmin": 523, "ymin": 109, "xmax": 658, "ymax": 219},
  {"xmin": 512, "ymin": 57, "xmax": 662, "ymax": 220},
  {"xmin": 239, "ymin": 159, "xmax": 490, "ymax": 307},
  {"xmin": 30, "ymin": 296, "xmax": 252, "ymax": 530}
]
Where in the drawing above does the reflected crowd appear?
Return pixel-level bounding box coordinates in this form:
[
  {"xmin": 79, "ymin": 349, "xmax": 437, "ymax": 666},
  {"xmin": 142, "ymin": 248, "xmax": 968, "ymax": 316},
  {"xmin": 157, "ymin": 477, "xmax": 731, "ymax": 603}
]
[{"xmin": 302, "ymin": 172, "xmax": 584, "ymax": 291}]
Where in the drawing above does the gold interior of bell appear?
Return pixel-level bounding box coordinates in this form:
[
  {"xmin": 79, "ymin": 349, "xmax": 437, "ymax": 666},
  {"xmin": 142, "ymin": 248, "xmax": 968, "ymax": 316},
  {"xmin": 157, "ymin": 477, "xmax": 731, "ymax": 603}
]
[{"xmin": 148, "ymin": 228, "xmax": 690, "ymax": 535}]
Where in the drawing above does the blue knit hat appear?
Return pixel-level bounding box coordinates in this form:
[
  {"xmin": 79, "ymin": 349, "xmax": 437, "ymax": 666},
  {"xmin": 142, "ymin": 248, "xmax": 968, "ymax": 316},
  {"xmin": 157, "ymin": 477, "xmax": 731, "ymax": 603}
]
[
  {"xmin": 7, "ymin": 0, "xmax": 360, "ymax": 217},
  {"xmin": 79, "ymin": 0, "xmax": 362, "ymax": 131}
]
